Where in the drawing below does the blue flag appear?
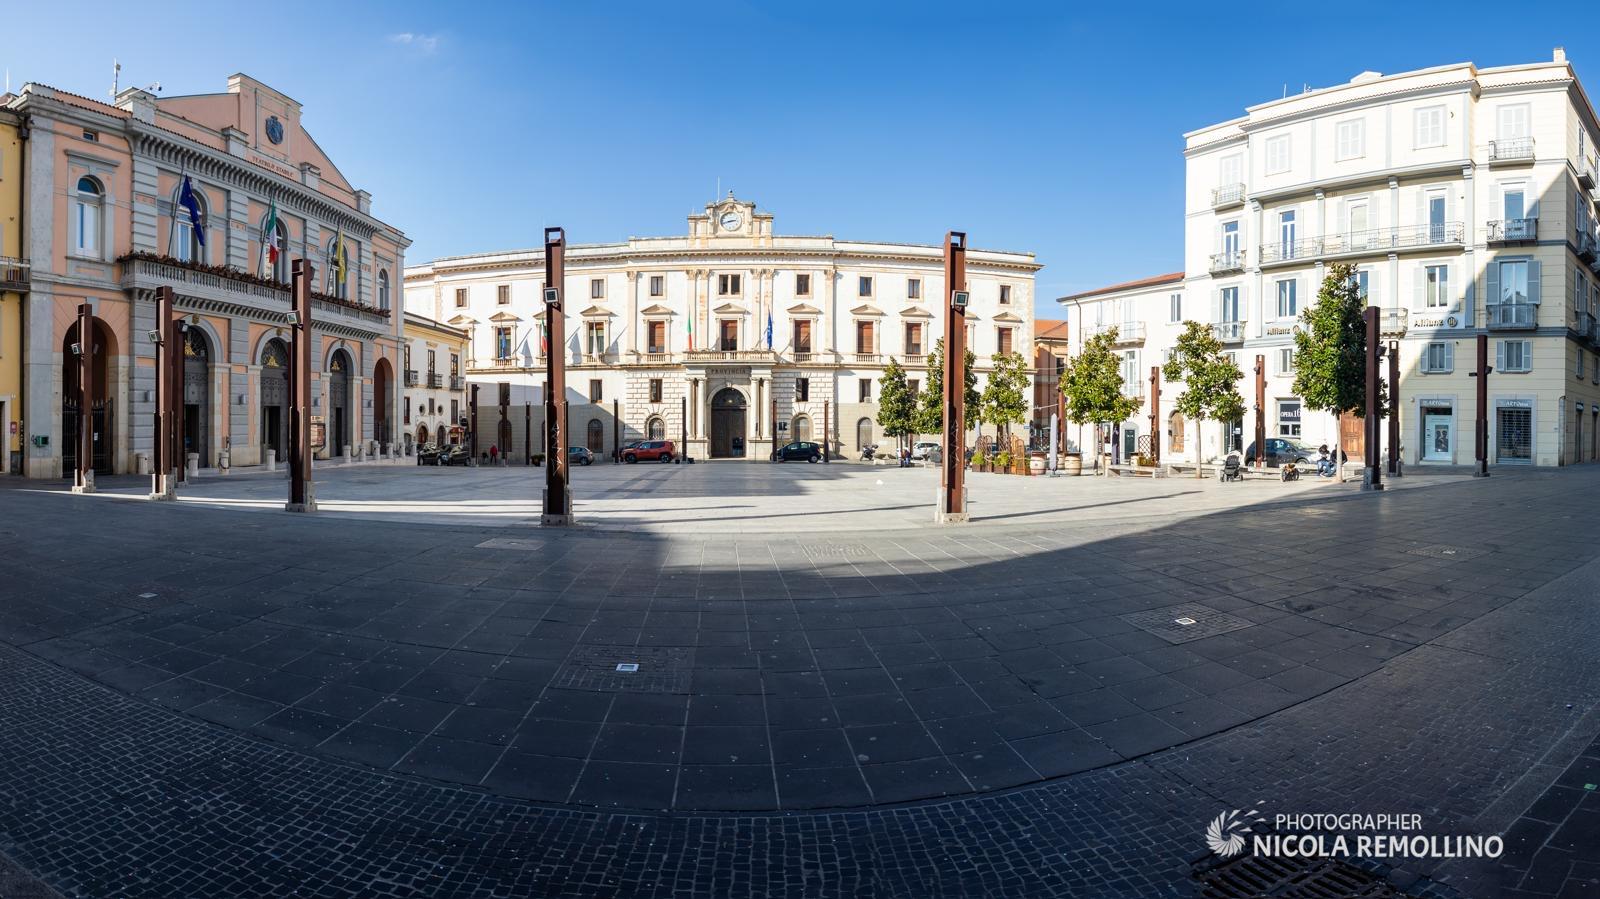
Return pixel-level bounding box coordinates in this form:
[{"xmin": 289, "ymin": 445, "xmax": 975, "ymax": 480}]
[
  {"xmin": 765, "ymin": 309, "xmax": 773, "ymax": 348},
  {"xmin": 179, "ymin": 175, "xmax": 206, "ymax": 248}
]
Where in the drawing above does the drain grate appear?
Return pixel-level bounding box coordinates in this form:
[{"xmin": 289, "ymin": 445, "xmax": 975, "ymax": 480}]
[
  {"xmin": 1402, "ymin": 544, "xmax": 1482, "ymax": 561},
  {"xmin": 552, "ymin": 644, "xmax": 692, "ymax": 694},
  {"xmin": 1120, "ymin": 603, "xmax": 1254, "ymax": 645},
  {"xmin": 1195, "ymin": 854, "xmax": 1408, "ymax": 898}
]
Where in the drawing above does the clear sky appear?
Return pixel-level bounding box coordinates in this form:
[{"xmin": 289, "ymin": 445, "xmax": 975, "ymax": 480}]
[{"xmin": 5, "ymin": 0, "xmax": 1593, "ymax": 320}]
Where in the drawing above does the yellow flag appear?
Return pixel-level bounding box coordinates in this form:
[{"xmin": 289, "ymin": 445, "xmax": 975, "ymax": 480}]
[{"xmin": 333, "ymin": 227, "xmax": 347, "ymax": 287}]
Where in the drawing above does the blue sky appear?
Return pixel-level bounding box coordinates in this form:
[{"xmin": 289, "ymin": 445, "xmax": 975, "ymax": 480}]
[{"xmin": 6, "ymin": 0, "xmax": 1592, "ymax": 320}]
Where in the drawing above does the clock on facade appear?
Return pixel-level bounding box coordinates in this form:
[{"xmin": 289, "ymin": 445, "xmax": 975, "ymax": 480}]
[
  {"xmin": 265, "ymin": 115, "xmax": 285, "ymax": 145},
  {"xmin": 719, "ymin": 211, "xmax": 742, "ymax": 232}
]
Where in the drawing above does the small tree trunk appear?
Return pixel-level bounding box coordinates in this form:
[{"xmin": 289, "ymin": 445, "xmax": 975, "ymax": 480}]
[{"xmin": 1336, "ymin": 411, "xmax": 1347, "ymax": 483}]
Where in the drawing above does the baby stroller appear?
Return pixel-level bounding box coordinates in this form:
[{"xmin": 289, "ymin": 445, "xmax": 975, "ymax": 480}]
[{"xmin": 1219, "ymin": 454, "xmax": 1244, "ymax": 482}]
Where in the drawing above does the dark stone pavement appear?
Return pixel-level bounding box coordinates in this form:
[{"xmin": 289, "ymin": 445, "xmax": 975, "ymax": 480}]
[{"xmin": 0, "ymin": 467, "xmax": 1597, "ymax": 896}]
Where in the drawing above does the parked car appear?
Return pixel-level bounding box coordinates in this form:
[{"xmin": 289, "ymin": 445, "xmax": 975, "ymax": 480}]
[
  {"xmin": 418, "ymin": 443, "xmax": 471, "ymax": 466},
  {"xmin": 772, "ymin": 441, "xmax": 823, "ymax": 463},
  {"xmin": 568, "ymin": 446, "xmax": 595, "ymax": 466},
  {"xmin": 910, "ymin": 441, "xmax": 940, "ymax": 460},
  {"xmin": 622, "ymin": 440, "xmax": 675, "ymax": 463},
  {"xmin": 613, "ymin": 440, "xmax": 643, "ymax": 462},
  {"xmin": 1242, "ymin": 438, "xmax": 1318, "ymax": 468}
]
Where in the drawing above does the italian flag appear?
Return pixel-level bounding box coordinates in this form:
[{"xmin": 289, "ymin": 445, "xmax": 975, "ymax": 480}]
[
  {"xmin": 687, "ymin": 314, "xmax": 693, "ymax": 350},
  {"xmin": 263, "ymin": 199, "xmax": 280, "ymax": 266}
]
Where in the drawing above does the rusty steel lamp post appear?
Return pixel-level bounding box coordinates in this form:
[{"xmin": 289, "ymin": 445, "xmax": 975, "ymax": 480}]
[
  {"xmin": 1471, "ymin": 333, "xmax": 1491, "ymax": 478},
  {"xmin": 149, "ymin": 286, "xmax": 178, "ymax": 500},
  {"xmin": 286, "ymin": 259, "xmax": 316, "ymax": 512},
  {"xmin": 70, "ymin": 303, "xmax": 96, "ymax": 494},
  {"xmin": 1361, "ymin": 307, "xmax": 1384, "ymax": 492},
  {"xmin": 1387, "ymin": 339, "xmax": 1402, "ymax": 477},
  {"xmin": 542, "ymin": 227, "xmax": 573, "ymax": 525},
  {"xmin": 936, "ymin": 231, "xmax": 969, "ymax": 524}
]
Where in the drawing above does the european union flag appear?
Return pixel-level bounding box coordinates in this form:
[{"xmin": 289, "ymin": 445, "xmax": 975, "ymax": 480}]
[
  {"xmin": 765, "ymin": 309, "xmax": 773, "ymax": 349},
  {"xmin": 179, "ymin": 175, "xmax": 206, "ymax": 248}
]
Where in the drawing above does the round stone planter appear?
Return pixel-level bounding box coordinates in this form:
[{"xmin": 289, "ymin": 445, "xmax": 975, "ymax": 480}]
[{"xmin": 1061, "ymin": 453, "xmax": 1083, "ymax": 476}]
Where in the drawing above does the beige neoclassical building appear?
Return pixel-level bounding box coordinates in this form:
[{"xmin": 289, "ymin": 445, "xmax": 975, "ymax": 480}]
[{"xmin": 403, "ymin": 195, "xmax": 1040, "ymax": 461}]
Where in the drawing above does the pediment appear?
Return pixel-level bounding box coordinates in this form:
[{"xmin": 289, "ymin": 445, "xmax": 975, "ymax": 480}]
[
  {"xmin": 992, "ymin": 311, "xmax": 1025, "ymax": 323},
  {"xmin": 850, "ymin": 304, "xmax": 884, "ymax": 317},
  {"xmin": 446, "ymin": 314, "xmax": 477, "ymax": 326},
  {"xmin": 487, "ymin": 311, "xmax": 521, "ymax": 323},
  {"xmin": 898, "ymin": 305, "xmax": 932, "ymax": 318},
  {"xmin": 640, "ymin": 303, "xmax": 676, "ymax": 316},
  {"xmin": 786, "ymin": 303, "xmax": 822, "ymax": 315},
  {"xmin": 712, "ymin": 302, "xmax": 748, "ymax": 315},
  {"xmin": 578, "ymin": 305, "xmax": 614, "ymax": 318}
]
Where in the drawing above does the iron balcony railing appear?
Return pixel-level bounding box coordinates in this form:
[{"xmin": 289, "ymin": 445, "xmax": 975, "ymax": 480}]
[
  {"xmin": 1579, "ymin": 228, "xmax": 1599, "ymax": 263},
  {"xmin": 1108, "ymin": 322, "xmax": 1146, "ymax": 344},
  {"xmin": 1580, "ymin": 157, "xmax": 1597, "ymax": 190},
  {"xmin": 1487, "ymin": 218, "xmax": 1539, "ymax": 243},
  {"xmin": 1211, "ymin": 183, "xmax": 1247, "ymax": 208},
  {"xmin": 1258, "ymin": 236, "xmax": 1323, "ymax": 264},
  {"xmin": 1380, "ymin": 307, "xmax": 1408, "ymax": 336},
  {"xmin": 1489, "ymin": 137, "xmax": 1536, "ymax": 164},
  {"xmin": 0, "ymin": 256, "xmax": 30, "ymax": 291},
  {"xmin": 449, "ymin": 376, "xmax": 465, "ymax": 391},
  {"xmin": 404, "ymin": 369, "xmax": 419, "ymax": 387},
  {"xmin": 1209, "ymin": 251, "xmax": 1246, "ymax": 274},
  {"xmin": 1589, "ymin": 317, "xmax": 1600, "ymax": 347},
  {"xmin": 1259, "ymin": 223, "xmax": 1464, "ymax": 264},
  {"xmin": 426, "ymin": 372, "xmax": 444, "ymax": 388},
  {"xmin": 1211, "ymin": 320, "xmax": 1245, "ymax": 342},
  {"xmin": 1486, "ymin": 303, "xmax": 1538, "ymax": 329},
  {"xmin": 1575, "ymin": 311, "xmax": 1594, "ymax": 338},
  {"xmin": 1120, "ymin": 380, "xmax": 1144, "ymax": 399}
]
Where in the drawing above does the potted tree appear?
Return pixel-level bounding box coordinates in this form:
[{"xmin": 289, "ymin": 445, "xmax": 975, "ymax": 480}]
[
  {"xmin": 1164, "ymin": 321, "xmax": 1246, "ymax": 478},
  {"xmin": 1060, "ymin": 328, "xmax": 1141, "ymax": 475}
]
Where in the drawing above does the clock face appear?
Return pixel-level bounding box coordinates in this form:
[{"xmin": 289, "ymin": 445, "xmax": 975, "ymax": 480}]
[{"xmin": 719, "ymin": 212, "xmax": 742, "ymax": 232}]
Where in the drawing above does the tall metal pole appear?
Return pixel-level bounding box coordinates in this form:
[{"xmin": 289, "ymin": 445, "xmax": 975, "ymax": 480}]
[
  {"xmin": 470, "ymin": 383, "xmax": 480, "ymax": 464},
  {"xmin": 1361, "ymin": 307, "xmax": 1383, "ymax": 491},
  {"xmin": 1254, "ymin": 354, "xmax": 1266, "ymax": 469},
  {"xmin": 524, "ymin": 401, "xmax": 532, "ymax": 465},
  {"xmin": 823, "ymin": 398, "xmax": 830, "ymax": 463},
  {"xmin": 1474, "ymin": 333, "xmax": 1490, "ymax": 477},
  {"xmin": 679, "ymin": 395, "xmax": 687, "ymax": 464},
  {"xmin": 770, "ymin": 392, "xmax": 778, "ymax": 462},
  {"xmin": 1387, "ymin": 339, "xmax": 1401, "ymax": 477},
  {"xmin": 72, "ymin": 303, "xmax": 95, "ymax": 493},
  {"xmin": 612, "ymin": 398, "xmax": 619, "ymax": 463},
  {"xmin": 542, "ymin": 227, "xmax": 572, "ymax": 524},
  {"xmin": 1147, "ymin": 365, "xmax": 1160, "ymax": 466},
  {"xmin": 150, "ymin": 287, "xmax": 176, "ymax": 499},
  {"xmin": 287, "ymin": 259, "xmax": 315, "ymax": 512},
  {"xmin": 172, "ymin": 315, "xmax": 186, "ymax": 485},
  {"xmin": 938, "ymin": 231, "xmax": 968, "ymax": 523}
]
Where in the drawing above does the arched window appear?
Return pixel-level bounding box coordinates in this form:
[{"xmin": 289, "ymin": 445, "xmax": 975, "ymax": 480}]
[
  {"xmin": 856, "ymin": 417, "xmax": 873, "ymax": 450},
  {"xmin": 74, "ymin": 177, "xmax": 102, "ymax": 257},
  {"xmin": 793, "ymin": 414, "xmax": 812, "ymax": 442},
  {"xmin": 172, "ymin": 182, "xmax": 207, "ymax": 263},
  {"xmin": 647, "ymin": 416, "xmax": 665, "ymax": 440},
  {"xmin": 261, "ymin": 338, "xmax": 288, "ymax": 368},
  {"xmin": 325, "ymin": 235, "xmax": 350, "ymax": 299},
  {"xmin": 378, "ymin": 270, "xmax": 391, "ymax": 311}
]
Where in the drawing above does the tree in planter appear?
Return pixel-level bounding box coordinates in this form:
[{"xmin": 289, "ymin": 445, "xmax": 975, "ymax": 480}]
[
  {"xmin": 1060, "ymin": 327, "xmax": 1142, "ymax": 473},
  {"xmin": 979, "ymin": 351, "xmax": 1030, "ymax": 471},
  {"xmin": 876, "ymin": 358, "xmax": 916, "ymax": 457},
  {"xmin": 913, "ymin": 338, "xmax": 980, "ymax": 452},
  {"xmin": 1293, "ymin": 262, "xmax": 1387, "ymax": 481},
  {"xmin": 1165, "ymin": 321, "xmax": 1246, "ymax": 478}
]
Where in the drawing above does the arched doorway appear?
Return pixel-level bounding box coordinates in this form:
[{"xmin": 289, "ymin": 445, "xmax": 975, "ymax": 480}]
[
  {"xmin": 259, "ymin": 338, "xmax": 289, "ymax": 463},
  {"xmin": 329, "ymin": 349, "xmax": 352, "ymax": 456},
  {"xmin": 710, "ymin": 387, "xmax": 746, "ymax": 458},
  {"xmin": 586, "ymin": 418, "xmax": 604, "ymax": 453},
  {"xmin": 1168, "ymin": 411, "xmax": 1185, "ymax": 455},
  {"xmin": 856, "ymin": 417, "xmax": 873, "ymax": 450},
  {"xmin": 373, "ymin": 357, "xmax": 393, "ymax": 448},
  {"xmin": 183, "ymin": 327, "xmax": 211, "ymax": 467},
  {"xmin": 792, "ymin": 414, "xmax": 812, "ymax": 443},
  {"xmin": 647, "ymin": 416, "xmax": 665, "ymax": 441},
  {"xmin": 417, "ymin": 423, "xmax": 430, "ymax": 446},
  {"xmin": 61, "ymin": 318, "xmax": 114, "ymax": 476}
]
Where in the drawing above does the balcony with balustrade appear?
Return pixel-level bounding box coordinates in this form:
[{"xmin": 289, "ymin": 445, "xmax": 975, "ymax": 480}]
[
  {"xmin": 1211, "ymin": 183, "xmax": 1246, "ymax": 209},
  {"xmin": 0, "ymin": 256, "xmax": 29, "ymax": 292},
  {"xmin": 449, "ymin": 376, "xmax": 465, "ymax": 391},
  {"xmin": 426, "ymin": 371, "xmax": 444, "ymax": 388},
  {"xmin": 1489, "ymin": 137, "xmax": 1536, "ymax": 166},
  {"xmin": 1210, "ymin": 320, "xmax": 1245, "ymax": 343},
  {"xmin": 1379, "ymin": 307, "xmax": 1408, "ymax": 337},
  {"xmin": 1578, "ymin": 228, "xmax": 1599, "ymax": 264},
  {"xmin": 1487, "ymin": 218, "xmax": 1539, "ymax": 244},
  {"xmin": 1209, "ymin": 251, "xmax": 1246, "ymax": 275},
  {"xmin": 1574, "ymin": 310, "xmax": 1594, "ymax": 341},
  {"xmin": 1259, "ymin": 223, "xmax": 1464, "ymax": 267},
  {"xmin": 404, "ymin": 369, "xmax": 419, "ymax": 387},
  {"xmin": 1120, "ymin": 380, "xmax": 1144, "ymax": 400},
  {"xmin": 684, "ymin": 348, "xmax": 781, "ymax": 364},
  {"xmin": 1486, "ymin": 303, "xmax": 1538, "ymax": 330},
  {"xmin": 1580, "ymin": 157, "xmax": 1597, "ymax": 191}
]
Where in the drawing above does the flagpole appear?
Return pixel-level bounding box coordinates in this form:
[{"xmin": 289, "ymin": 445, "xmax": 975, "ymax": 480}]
[{"xmin": 167, "ymin": 166, "xmax": 180, "ymax": 256}]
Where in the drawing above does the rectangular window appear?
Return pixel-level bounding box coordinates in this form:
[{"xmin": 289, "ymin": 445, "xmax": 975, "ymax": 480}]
[
  {"xmin": 1499, "ymin": 339, "xmax": 1531, "ymax": 372},
  {"xmin": 718, "ymin": 273, "xmax": 741, "ymax": 296},
  {"xmin": 585, "ymin": 322, "xmax": 606, "ymax": 355},
  {"xmin": 450, "ymin": 354, "xmax": 460, "ymax": 376},
  {"xmin": 1335, "ymin": 119, "xmax": 1364, "ymax": 160},
  {"xmin": 1497, "ymin": 104, "xmax": 1531, "ymax": 140},
  {"xmin": 451, "ymin": 400, "xmax": 459, "ymax": 423},
  {"xmin": 1220, "ymin": 220, "xmax": 1241, "ymax": 262},
  {"xmin": 1278, "ymin": 210, "xmax": 1297, "ymax": 258},
  {"xmin": 649, "ymin": 379, "xmax": 663, "ymax": 403},
  {"xmin": 1219, "ymin": 153, "xmax": 1242, "ymax": 185},
  {"xmin": 495, "ymin": 327, "xmax": 512, "ymax": 359},
  {"xmin": 1219, "ymin": 286, "xmax": 1240, "ymax": 323},
  {"xmin": 904, "ymin": 322, "xmax": 923, "ymax": 356},
  {"xmin": 1500, "ymin": 260, "xmax": 1531, "ymax": 304},
  {"xmin": 966, "ymin": 322, "xmax": 976, "ymax": 349},
  {"xmin": 497, "ymin": 284, "xmax": 511, "ymax": 305},
  {"xmin": 647, "ymin": 321, "xmax": 666, "ymax": 354},
  {"xmin": 1415, "ymin": 106, "xmax": 1445, "ymax": 148},
  {"xmin": 855, "ymin": 321, "xmax": 875, "ymax": 354},
  {"xmin": 1277, "ymin": 347, "xmax": 1294, "ymax": 374},
  {"xmin": 1170, "ymin": 293, "xmax": 1183, "ymax": 323},
  {"xmin": 1348, "ymin": 268, "xmax": 1369, "ymax": 300},
  {"xmin": 1265, "ymin": 134, "xmax": 1291, "ymax": 174},
  {"xmin": 455, "ymin": 288, "xmax": 468, "ymax": 308},
  {"xmin": 719, "ymin": 319, "xmax": 738, "ymax": 351},
  {"xmin": 590, "ymin": 278, "xmax": 604, "ymax": 299},
  {"xmin": 796, "ymin": 377, "xmax": 810, "ymax": 402},
  {"xmin": 908, "ymin": 379, "xmax": 920, "ymax": 395},
  {"xmin": 859, "ymin": 276, "xmax": 873, "ymax": 297},
  {"xmin": 1423, "ymin": 342, "xmax": 1453, "ymax": 373},
  {"xmin": 1277, "ymin": 400, "xmax": 1302, "ymax": 438},
  {"xmin": 427, "ymin": 350, "xmax": 436, "ymax": 373},
  {"xmin": 589, "ymin": 379, "xmax": 603, "ymax": 402},
  {"xmin": 859, "ymin": 379, "xmax": 872, "ymax": 402},
  {"xmin": 793, "ymin": 320, "xmax": 812, "ymax": 353},
  {"xmin": 796, "ymin": 273, "xmax": 811, "ymax": 296},
  {"xmin": 649, "ymin": 275, "xmax": 664, "ymax": 297},
  {"xmin": 403, "ymin": 397, "xmax": 411, "ymax": 424},
  {"xmin": 997, "ymin": 327, "xmax": 1014, "ymax": 355},
  {"xmin": 1425, "ymin": 265, "xmax": 1449, "ymax": 308},
  {"xmin": 1579, "ymin": 351, "xmax": 1586, "ymax": 380},
  {"xmin": 1000, "ymin": 285, "xmax": 1012, "ymax": 305},
  {"xmin": 1276, "ymin": 279, "xmax": 1297, "ymax": 318},
  {"xmin": 907, "ymin": 278, "xmax": 922, "ymax": 299}
]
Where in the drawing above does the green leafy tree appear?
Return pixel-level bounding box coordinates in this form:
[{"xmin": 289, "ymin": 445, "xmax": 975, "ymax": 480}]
[
  {"xmin": 1293, "ymin": 262, "xmax": 1388, "ymax": 479},
  {"xmin": 1061, "ymin": 327, "xmax": 1141, "ymax": 470},
  {"xmin": 876, "ymin": 358, "xmax": 916, "ymax": 453},
  {"xmin": 980, "ymin": 351, "xmax": 1030, "ymax": 446},
  {"xmin": 913, "ymin": 338, "xmax": 980, "ymax": 439},
  {"xmin": 1165, "ymin": 321, "xmax": 1246, "ymax": 478}
]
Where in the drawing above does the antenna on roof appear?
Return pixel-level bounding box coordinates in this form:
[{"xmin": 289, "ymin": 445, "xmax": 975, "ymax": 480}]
[{"xmin": 110, "ymin": 59, "xmax": 120, "ymax": 99}]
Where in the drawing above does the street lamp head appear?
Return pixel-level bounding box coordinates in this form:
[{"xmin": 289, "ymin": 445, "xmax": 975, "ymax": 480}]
[
  {"xmin": 146, "ymin": 329, "xmax": 162, "ymax": 345},
  {"xmin": 70, "ymin": 341, "xmax": 82, "ymax": 356},
  {"xmin": 543, "ymin": 287, "xmax": 560, "ymax": 307},
  {"xmin": 286, "ymin": 310, "xmax": 300, "ymax": 326},
  {"xmin": 950, "ymin": 290, "xmax": 970, "ymax": 310}
]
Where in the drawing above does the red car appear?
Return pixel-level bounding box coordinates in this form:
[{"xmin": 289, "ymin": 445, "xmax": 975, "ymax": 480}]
[{"xmin": 622, "ymin": 440, "xmax": 675, "ymax": 463}]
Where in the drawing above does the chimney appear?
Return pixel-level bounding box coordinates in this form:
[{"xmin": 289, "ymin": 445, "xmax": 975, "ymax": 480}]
[{"xmin": 1555, "ymin": 47, "xmax": 1567, "ymax": 64}]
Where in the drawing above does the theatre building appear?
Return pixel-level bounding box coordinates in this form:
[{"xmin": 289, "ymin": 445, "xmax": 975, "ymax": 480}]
[
  {"xmin": 403, "ymin": 194, "xmax": 1040, "ymax": 461},
  {"xmin": 7, "ymin": 74, "xmax": 407, "ymax": 478}
]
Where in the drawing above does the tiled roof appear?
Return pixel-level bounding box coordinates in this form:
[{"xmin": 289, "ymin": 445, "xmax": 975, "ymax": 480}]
[
  {"xmin": 1034, "ymin": 319, "xmax": 1070, "ymax": 341},
  {"xmin": 1058, "ymin": 271, "xmax": 1183, "ymax": 302}
]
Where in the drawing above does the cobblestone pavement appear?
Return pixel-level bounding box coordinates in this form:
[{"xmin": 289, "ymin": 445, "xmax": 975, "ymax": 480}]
[{"xmin": 0, "ymin": 467, "xmax": 1596, "ymax": 896}]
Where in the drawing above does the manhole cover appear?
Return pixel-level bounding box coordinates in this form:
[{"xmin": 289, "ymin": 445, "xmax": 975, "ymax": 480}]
[
  {"xmin": 1119, "ymin": 603, "xmax": 1254, "ymax": 645},
  {"xmin": 553, "ymin": 644, "xmax": 691, "ymax": 694},
  {"xmin": 1195, "ymin": 854, "xmax": 1410, "ymax": 898},
  {"xmin": 1402, "ymin": 544, "xmax": 1481, "ymax": 560}
]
